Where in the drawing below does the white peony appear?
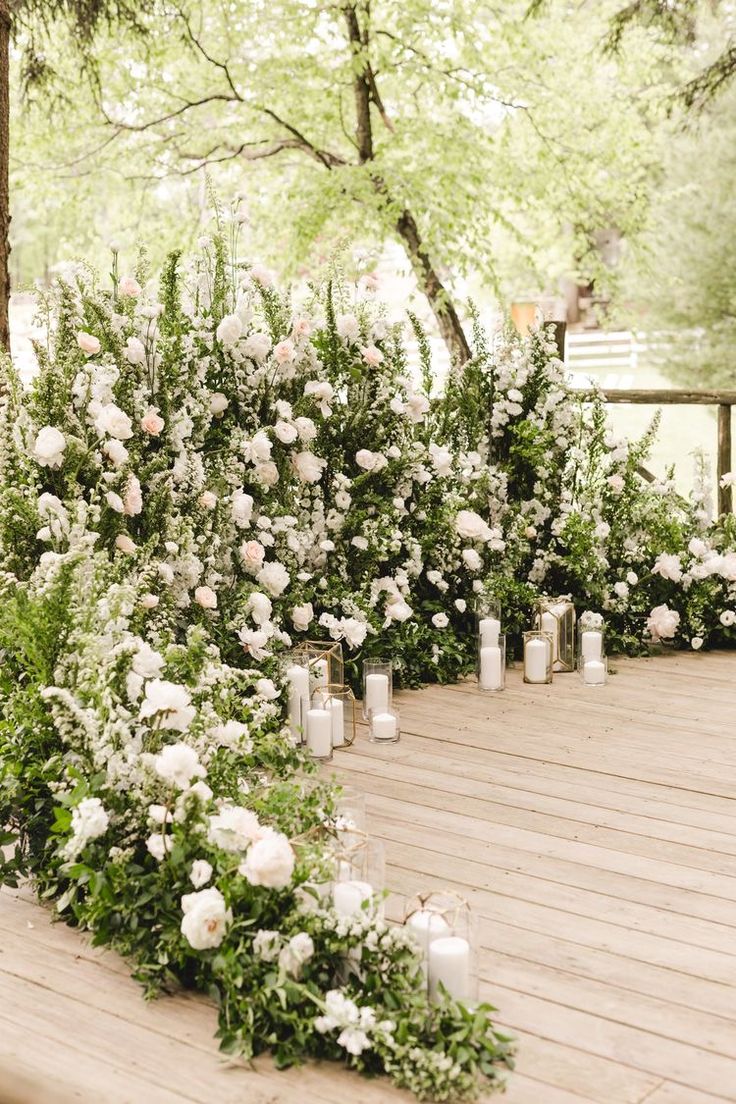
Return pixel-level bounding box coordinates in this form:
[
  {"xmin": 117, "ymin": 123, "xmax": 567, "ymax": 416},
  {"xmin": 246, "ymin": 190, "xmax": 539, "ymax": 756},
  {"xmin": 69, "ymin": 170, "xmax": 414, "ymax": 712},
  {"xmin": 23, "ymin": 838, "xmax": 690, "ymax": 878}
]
[
  {"xmin": 94, "ymin": 402, "xmax": 133, "ymax": 440},
  {"xmin": 208, "ymin": 805, "xmax": 261, "ymax": 852},
  {"xmin": 256, "ymin": 561, "xmax": 290, "ymax": 597},
  {"xmin": 32, "ymin": 426, "xmax": 67, "ymax": 469},
  {"xmin": 132, "ymin": 641, "xmax": 164, "ymax": 678},
  {"xmin": 239, "ymin": 828, "xmax": 295, "ymax": 889},
  {"xmin": 355, "ymin": 449, "xmax": 379, "ymax": 471},
  {"xmin": 154, "ymin": 742, "xmax": 206, "ymax": 789},
  {"xmin": 216, "ymin": 314, "xmax": 243, "ymax": 346},
  {"xmin": 455, "ymin": 509, "xmax": 492, "ymax": 542},
  {"xmin": 190, "ymin": 859, "xmax": 213, "ymax": 888},
  {"xmin": 140, "ymin": 680, "xmax": 196, "ymax": 732},
  {"xmin": 652, "ymin": 553, "xmax": 683, "ymax": 583},
  {"xmin": 292, "ymin": 451, "xmax": 326, "ymax": 484},
  {"xmin": 256, "ymin": 678, "xmax": 280, "ymax": 701},
  {"xmin": 462, "ymin": 548, "xmax": 482, "ymax": 572},
  {"xmin": 243, "ymin": 331, "xmax": 272, "ymax": 360},
  {"xmin": 180, "ymin": 887, "xmax": 231, "ymax": 950},
  {"xmin": 386, "ymin": 598, "xmax": 413, "ymax": 623},
  {"xmin": 273, "ymin": 339, "xmax": 296, "ymax": 364}
]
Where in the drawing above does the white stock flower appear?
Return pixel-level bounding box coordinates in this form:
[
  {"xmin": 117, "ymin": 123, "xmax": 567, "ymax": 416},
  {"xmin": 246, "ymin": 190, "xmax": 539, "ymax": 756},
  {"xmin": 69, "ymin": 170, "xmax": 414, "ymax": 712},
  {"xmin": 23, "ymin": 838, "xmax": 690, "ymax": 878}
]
[
  {"xmin": 190, "ymin": 860, "xmax": 213, "ymax": 888},
  {"xmin": 336, "ymin": 313, "xmax": 360, "ymax": 341},
  {"xmin": 154, "ymin": 742, "xmax": 206, "ymax": 789},
  {"xmin": 239, "ymin": 828, "xmax": 295, "ymax": 889},
  {"xmin": 256, "ymin": 561, "xmax": 290, "ymax": 597},
  {"xmin": 32, "ymin": 426, "xmax": 67, "ymax": 469},
  {"xmin": 140, "ymin": 680, "xmax": 196, "ymax": 731},
  {"xmin": 208, "ymin": 805, "xmax": 261, "ymax": 852},
  {"xmin": 180, "ymin": 887, "xmax": 231, "ymax": 950}
]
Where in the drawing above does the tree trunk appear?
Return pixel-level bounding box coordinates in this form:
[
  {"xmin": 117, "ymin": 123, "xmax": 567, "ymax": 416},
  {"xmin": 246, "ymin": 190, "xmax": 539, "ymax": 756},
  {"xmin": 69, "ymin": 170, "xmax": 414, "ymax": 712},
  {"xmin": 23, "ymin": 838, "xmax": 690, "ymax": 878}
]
[
  {"xmin": 0, "ymin": 0, "xmax": 10, "ymax": 354},
  {"xmin": 395, "ymin": 208, "xmax": 471, "ymax": 365}
]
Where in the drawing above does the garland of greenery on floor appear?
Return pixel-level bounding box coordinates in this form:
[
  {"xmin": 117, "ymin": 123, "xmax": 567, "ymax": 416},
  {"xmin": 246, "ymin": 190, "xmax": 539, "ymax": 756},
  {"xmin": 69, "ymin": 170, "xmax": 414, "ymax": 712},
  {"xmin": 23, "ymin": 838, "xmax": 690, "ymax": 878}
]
[{"xmin": 1, "ymin": 216, "xmax": 735, "ymax": 1100}]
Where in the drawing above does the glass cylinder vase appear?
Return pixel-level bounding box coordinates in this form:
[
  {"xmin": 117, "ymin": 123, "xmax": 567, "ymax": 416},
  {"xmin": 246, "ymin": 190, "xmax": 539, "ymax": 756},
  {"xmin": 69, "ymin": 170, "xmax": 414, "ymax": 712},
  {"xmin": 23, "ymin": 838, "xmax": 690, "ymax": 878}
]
[
  {"xmin": 283, "ymin": 654, "xmax": 310, "ymax": 744},
  {"xmin": 478, "ymin": 632, "xmax": 505, "ymax": 692},
  {"xmin": 474, "ymin": 596, "xmax": 502, "ymax": 649},
  {"xmin": 368, "ymin": 706, "xmax": 400, "ymax": 744},
  {"xmin": 331, "ymin": 834, "xmax": 385, "ymax": 920},
  {"xmin": 523, "ymin": 630, "xmax": 553, "ymax": 684},
  {"xmin": 312, "ymin": 684, "xmax": 357, "ymax": 748},
  {"xmin": 578, "ymin": 654, "xmax": 608, "ymax": 687},
  {"xmin": 578, "ymin": 624, "xmax": 605, "ymax": 664},
  {"xmin": 362, "ymin": 658, "xmax": 393, "ymax": 720},
  {"xmin": 405, "ymin": 892, "xmax": 476, "ymax": 1004}
]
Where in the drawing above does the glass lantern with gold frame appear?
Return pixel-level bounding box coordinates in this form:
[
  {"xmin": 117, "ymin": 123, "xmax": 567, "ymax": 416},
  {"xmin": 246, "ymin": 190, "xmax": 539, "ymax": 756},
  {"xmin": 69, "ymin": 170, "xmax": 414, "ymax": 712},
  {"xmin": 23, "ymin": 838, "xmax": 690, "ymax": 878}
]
[
  {"xmin": 291, "ymin": 640, "xmax": 345, "ymax": 695},
  {"xmin": 534, "ymin": 597, "xmax": 576, "ymax": 672}
]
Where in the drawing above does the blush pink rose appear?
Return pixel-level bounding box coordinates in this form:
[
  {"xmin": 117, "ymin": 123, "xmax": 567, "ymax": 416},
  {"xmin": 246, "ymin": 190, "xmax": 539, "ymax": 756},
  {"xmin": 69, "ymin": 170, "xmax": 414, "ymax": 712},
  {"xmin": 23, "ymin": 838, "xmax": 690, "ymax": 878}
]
[
  {"xmin": 361, "ymin": 344, "xmax": 383, "ymax": 367},
  {"xmin": 293, "ymin": 318, "xmax": 312, "ymax": 338},
  {"xmin": 119, "ymin": 276, "xmax": 142, "ymax": 297},
  {"xmin": 77, "ymin": 331, "xmax": 101, "ymax": 356},
  {"xmin": 141, "ymin": 409, "xmax": 164, "ymax": 435},
  {"xmin": 240, "ymin": 539, "xmax": 266, "ymax": 567},
  {"xmin": 273, "ymin": 339, "xmax": 296, "ymax": 364}
]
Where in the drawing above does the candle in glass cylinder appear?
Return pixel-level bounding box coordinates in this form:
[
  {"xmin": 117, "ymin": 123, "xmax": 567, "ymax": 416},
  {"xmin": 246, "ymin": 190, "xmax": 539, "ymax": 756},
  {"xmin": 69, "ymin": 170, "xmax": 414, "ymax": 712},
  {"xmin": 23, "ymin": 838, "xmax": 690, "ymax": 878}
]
[
  {"xmin": 428, "ymin": 936, "xmax": 471, "ymax": 1001},
  {"xmin": 287, "ymin": 664, "xmax": 310, "ymax": 737},
  {"xmin": 364, "ymin": 673, "xmax": 389, "ymax": 715},
  {"xmin": 479, "ymin": 617, "xmax": 500, "ymax": 647},
  {"xmin": 524, "ymin": 637, "xmax": 549, "ymax": 683},
  {"xmin": 333, "ymin": 879, "xmax": 373, "ymax": 918},
  {"xmin": 580, "ymin": 629, "xmax": 603, "ymax": 662},
  {"xmin": 479, "ymin": 645, "xmax": 502, "ymax": 690},
  {"xmin": 371, "ymin": 712, "xmax": 397, "ymax": 740},
  {"xmin": 407, "ymin": 909, "xmax": 450, "ymax": 955},
  {"xmin": 329, "ymin": 697, "xmax": 345, "ymax": 747},
  {"xmin": 306, "ymin": 707, "xmax": 332, "ymax": 758},
  {"xmin": 311, "ymin": 657, "xmax": 329, "ymax": 688},
  {"xmin": 583, "ymin": 659, "xmax": 606, "ymax": 685}
]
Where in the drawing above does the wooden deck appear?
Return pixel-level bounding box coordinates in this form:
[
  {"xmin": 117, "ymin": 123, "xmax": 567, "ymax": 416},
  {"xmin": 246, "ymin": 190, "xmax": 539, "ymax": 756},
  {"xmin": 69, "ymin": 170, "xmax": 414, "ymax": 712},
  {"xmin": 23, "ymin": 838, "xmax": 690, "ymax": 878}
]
[{"xmin": 1, "ymin": 651, "xmax": 735, "ymax": 1104}]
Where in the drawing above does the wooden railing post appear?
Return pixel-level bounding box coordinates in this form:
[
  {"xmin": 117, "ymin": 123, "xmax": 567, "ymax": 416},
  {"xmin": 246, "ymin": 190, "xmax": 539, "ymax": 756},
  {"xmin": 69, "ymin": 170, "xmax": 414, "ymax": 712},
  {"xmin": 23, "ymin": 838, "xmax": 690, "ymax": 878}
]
[{"xmin": 718, "ymin": 404, "xmax": 732, "ymax": 516}]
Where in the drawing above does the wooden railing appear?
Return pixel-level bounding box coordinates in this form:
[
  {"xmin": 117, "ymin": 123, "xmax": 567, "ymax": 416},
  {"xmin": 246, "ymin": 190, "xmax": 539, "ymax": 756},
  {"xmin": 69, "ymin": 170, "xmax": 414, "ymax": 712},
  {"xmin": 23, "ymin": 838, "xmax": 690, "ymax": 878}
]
[{"xmin": 577, "ymin": 388, "xmax": 736, "ymax": 515}]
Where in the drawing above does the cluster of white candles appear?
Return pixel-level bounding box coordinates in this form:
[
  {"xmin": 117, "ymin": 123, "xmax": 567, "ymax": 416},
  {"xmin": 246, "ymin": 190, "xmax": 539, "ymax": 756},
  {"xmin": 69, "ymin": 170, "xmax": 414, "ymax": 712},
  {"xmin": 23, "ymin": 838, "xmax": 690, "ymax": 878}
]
[
  {"xmin": 287, "ymin": 656, "xmax": 347, "ymax": 758},
  {"xmin": 406, "ymin": 908, "xmax": 472, "ymax": 1001}
]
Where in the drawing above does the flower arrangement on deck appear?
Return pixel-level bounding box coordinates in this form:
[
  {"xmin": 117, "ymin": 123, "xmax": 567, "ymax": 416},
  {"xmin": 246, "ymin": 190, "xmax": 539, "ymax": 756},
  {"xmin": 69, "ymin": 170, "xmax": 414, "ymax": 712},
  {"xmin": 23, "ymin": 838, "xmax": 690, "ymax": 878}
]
[{"xmin": 1, "ymin": 214, "xmax": 735, "ymax": 1100}]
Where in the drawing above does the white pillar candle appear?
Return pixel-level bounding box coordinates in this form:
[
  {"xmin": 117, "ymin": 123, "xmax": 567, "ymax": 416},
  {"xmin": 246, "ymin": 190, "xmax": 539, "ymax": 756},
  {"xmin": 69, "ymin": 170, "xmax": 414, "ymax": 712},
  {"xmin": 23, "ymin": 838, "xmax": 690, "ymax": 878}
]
[
  {"xmin": 306, "ymin": 707, "xmax": 332, "ymax": 758},
  {"xmin": 479, "ymin": 645, "xmax": 502, "ymax": 690},
  {"xmin": 364, "ymin": 672, "xmax": 389, "ymax": 715},
  {"xmin": 371, "ymin": 711, "xmax": 397, "ymax": 740},
  {"xmin": 407, "ymin": 909, "xmax": 451, "ymax": 955},
  {"xmin": 479, "ymin": 617, "xmax": 500, "ymax": 647},
  {"xmin": 580, "ymin": 629, "xmax": 603, "ymax": 662},
  {"xmin": 428, "ymin": 936, "xmax": 471, "ymax": 1001},
  {"xmin": 286, "ymin": 664, "xmax": 310, "ymax": 737},
  {"xmin": 524, "ymin": 637, "xmax": 549, "ymax": 683},
  {"xmin": 333, "ymin": 879, "xmax": 373, "ymax": 918},
  {"xmin": 583, "ymin": 659, "xmax": 606, "ymax": 685},
  {"xmin": 330, "ymin": 697, "xmax": 345, "ymax": 746},
  {"xmin": 540, "ymin": 611, "xmax": 558, "ymax": 662}
]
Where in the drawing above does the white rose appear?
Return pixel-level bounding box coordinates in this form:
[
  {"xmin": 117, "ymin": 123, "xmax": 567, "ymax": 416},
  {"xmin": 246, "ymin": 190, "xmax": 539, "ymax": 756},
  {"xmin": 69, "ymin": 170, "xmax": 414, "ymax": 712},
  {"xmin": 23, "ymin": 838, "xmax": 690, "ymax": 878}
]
[
  {"xmin": 428, "ymin": 443, "xmax": 453, "ymax": 476},
  {"xmin": 351, "ymin": 536, "xmax": 369, "ymax": 551},
  {"xmin": 386, "ymin": 598, "xmax": 413, "ymax": 623},
  {"xmin": 106, "ymin": 491, "xmax": 124, "ymax": 513},
  {"xmin": 115, "ymin": 533, "xmax": 136, "ymax": 554},
  {"xmin": 119, "ymin": 275, "xmax": 142, "ymax": 297},
  {"xmin": 719, "ymin": 610, "xmax": 736, "ymax": 627},
  {"xmin": 231, "ymin": 491, "xmax": 254, "ymax": 528},
  {"xmin": 355, "ymin": 449, "xmax": 378, "ymax": 471},
  {"xmin": 455, "ymin": 599, "xmax": 467, "ymax": 613},
  {"xmin": 123, "ymin": 475, "xmax": 142, "ymax": 517},
  {"xmin": 140, "ymin": 680, "xmax": 196, "ymax": 732},
  {"xmin": 216, "ymin": 313, "xmax": 243, "ymax": 346},
  {"xmin": 256, "ymin": 561, "xmax": 290, "ymax": 597},
  {"xmin": 200, "ymin": 491, "xmax": 217, "ymax": 509},
  {"xmin": 462, "ymin": 548, "xmax": 482, "ymax": 572},
  {"xmin": 124, "ymin": 336, "xmax": 146, "ymax": 365},
  {"xmin": 254, "ymin": 461, "xmax": 279, "ymax": 487},
  {"xmin": 141, "ymin": 593, "xmax": 159, "ymax": 609},
  {"xmin": 247, "ymin": 591, "xmax": 273, "ymax": 625},
  {"xmin": 104, "ymin": 438, "xmax": 129, "ymax": 467},
  {"xmin": 273, "ymin": 339, "xmax": 296, "ymax": 364},
  {"xmin": 190, "ymin": 859, "xmax": 213, "ymax": 888},
  {"xmin": 194, "ymin": 586, "xmax": 217, "ymax": 610},
  {"xmin": 94, "ymin": 402, "xmax": 133, "ymax": 440},
  {"xmin": 432, "ymin": 612, "xmax": 449, "ymax": 628},
  {"xmin": 291, "ymin": 602, "xmax": 314, "ymax": 632},
  {"xmin": 239, "ymin": 828, "xmax": 295, "ymax": 889},
  {"xmin": 607, "ymin": 474, "xmax": 625, "ymax": 494},
  {"xmin": 292, "ymin": 451, "xmax": 326, "ymax": 484},
  {"xmin": 613, "ymin": 581, "xmax": 629, "ymax": 599},
  {"xmin": 646, "ymin": 604, "xmax": 680, "ymax": 641},
  {"xmin": 691, "ymin": 636, "xmax": 704, "ymax": 650},
  {"xmin": 652, "ymin": 553, "xmax": 683, "ymax": 583},
  {"xmin": 181, "ymin": 887, "xmax": 231, "ymax": 950},
  {"xmin": 455, "ymin": 509, "xmax": 491, "ymax": 542},
  {"xmin": 256, "ymin": 678, "xmax": 280, "ymax": 701},
  {"xmin": 294, "ymin": 416, "xmax": 317, "ymax": 442},
  {"xmin": 32, "ymin": 426, "xmax": 67, "ymax": 469},
  {"xmin": 210, "ymin": 392, "xmax": 229, "ymax": 415},
  {"xmin": 274, "ymin": 420, "xmax": 298, "ymax": 444},
  {"xmin": 132, "ymin": 641, "xmax": 164, "ymax": 678},
  {"xmin": 208, "ymin": 805, "xmax": 261, "ymax": 852},
  {"xmin": 146, "ymin": 833, "xmax": 172, "ymax": 862},
  {"xmin": 253, "ymin": 929, "xmax": 281, "ymax": 961}
]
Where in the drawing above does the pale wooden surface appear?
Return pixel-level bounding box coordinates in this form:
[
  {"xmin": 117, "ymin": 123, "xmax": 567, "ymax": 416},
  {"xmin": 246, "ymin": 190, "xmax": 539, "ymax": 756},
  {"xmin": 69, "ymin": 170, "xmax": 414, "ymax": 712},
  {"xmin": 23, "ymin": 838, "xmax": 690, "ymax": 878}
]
[{"xmin": 1, "ymin": 651, "xmax": 735, "ymax": 1103}]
